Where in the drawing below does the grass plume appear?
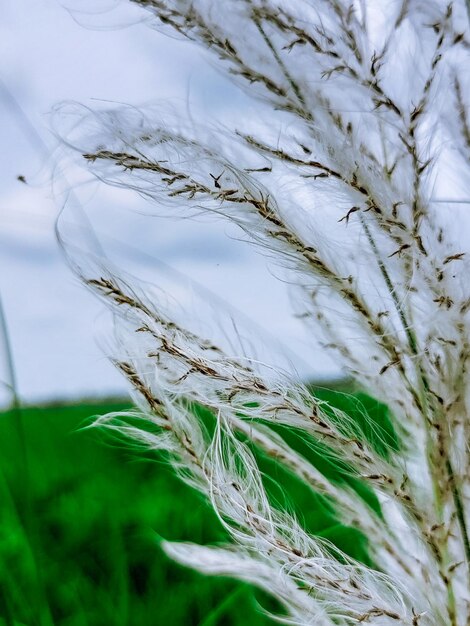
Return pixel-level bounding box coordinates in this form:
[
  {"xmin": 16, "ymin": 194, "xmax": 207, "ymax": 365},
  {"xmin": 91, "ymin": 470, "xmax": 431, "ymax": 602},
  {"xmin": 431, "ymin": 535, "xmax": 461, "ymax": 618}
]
[{"xmin": 58, "ymin": 1, "xmax": 470, "ymax": 624}]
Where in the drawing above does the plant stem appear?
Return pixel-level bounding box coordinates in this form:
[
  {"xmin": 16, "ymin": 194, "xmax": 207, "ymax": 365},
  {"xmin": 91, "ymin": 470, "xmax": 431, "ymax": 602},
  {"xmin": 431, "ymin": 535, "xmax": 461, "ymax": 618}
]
[
  {"xmin": 361, "ymin": 216, "xmax": 468, "ymax": 623},
  {"xmin": 0, "ymin": 294, "xmax": 26, "ymax": 478},
  {"xmin": 447, "ymin": 459, "xmax": 470, "ymax": 566}
]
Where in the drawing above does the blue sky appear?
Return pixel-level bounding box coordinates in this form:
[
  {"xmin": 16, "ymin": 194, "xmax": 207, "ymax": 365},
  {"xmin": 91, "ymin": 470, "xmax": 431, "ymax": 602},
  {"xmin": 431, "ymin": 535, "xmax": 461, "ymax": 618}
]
[{"xmin": 0, "ymin": 0, "xmax": 338, "ymax": 404}]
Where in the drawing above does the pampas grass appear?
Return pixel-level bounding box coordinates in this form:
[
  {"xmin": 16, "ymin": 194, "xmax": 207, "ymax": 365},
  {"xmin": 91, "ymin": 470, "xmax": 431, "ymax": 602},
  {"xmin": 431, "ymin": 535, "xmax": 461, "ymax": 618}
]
[{"xmin": 58, "ymin": 1, "xmax": 470, "ymax": 623}]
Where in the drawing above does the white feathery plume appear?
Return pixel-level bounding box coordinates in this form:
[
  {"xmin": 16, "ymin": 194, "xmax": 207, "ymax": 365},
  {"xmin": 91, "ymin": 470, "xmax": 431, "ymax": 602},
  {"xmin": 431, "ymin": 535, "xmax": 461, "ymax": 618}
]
[{"xmin": 58, "ymin": 0, "xmax": 470, "ymax": 624}]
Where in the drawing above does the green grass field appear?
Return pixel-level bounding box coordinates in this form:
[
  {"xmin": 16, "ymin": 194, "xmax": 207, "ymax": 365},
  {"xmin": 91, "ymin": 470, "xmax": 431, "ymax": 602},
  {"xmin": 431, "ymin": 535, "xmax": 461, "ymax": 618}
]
[{"xmin": 0, "ymin": 390, "xmax": 393, "ymax": 626}]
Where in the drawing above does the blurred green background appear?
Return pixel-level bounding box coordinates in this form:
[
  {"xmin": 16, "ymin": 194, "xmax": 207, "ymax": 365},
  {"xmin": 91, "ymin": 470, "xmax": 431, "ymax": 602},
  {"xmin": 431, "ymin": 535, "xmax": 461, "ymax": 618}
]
[{"xmin": 0, "ymin": 390, "xmax": 393, "ymax": 625}]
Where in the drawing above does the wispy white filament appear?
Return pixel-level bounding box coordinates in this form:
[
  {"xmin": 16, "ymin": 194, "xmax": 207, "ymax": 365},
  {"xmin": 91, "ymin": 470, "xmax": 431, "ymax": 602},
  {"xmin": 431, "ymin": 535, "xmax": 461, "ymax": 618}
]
[{"xmin": 59, "ymin": 1, "xmax": 470, "ymax": 624}]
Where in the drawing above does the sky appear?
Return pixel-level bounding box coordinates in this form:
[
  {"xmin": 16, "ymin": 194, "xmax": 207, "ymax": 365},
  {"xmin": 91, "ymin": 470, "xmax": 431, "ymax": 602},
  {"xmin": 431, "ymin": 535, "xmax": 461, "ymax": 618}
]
[{"xmin": 0, "ymin": 0, "xmax": 339, "ymax": 404}]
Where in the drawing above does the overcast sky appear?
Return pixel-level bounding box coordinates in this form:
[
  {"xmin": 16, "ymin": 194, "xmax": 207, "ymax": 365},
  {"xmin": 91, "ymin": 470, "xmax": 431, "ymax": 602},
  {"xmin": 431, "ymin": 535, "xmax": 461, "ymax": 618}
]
[{"xmin": 0, "ymin": 0, "xmax": 339, "ymax": 405}]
